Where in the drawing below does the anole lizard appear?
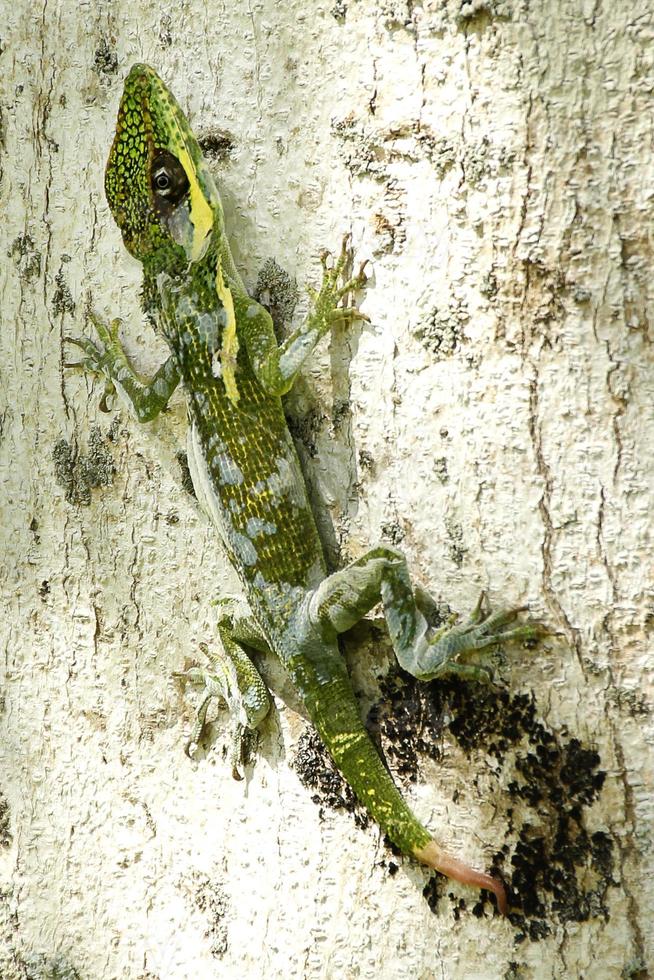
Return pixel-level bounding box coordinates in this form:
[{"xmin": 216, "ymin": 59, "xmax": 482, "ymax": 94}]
[{"xmin": 70, "ymin": 64, "xmax": 544, "ymax": 916}]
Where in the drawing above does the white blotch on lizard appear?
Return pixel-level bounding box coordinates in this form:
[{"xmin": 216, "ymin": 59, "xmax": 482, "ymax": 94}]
[{"xmin": 246, "ymin": 517, "xmax": 277, "ymax": 537}]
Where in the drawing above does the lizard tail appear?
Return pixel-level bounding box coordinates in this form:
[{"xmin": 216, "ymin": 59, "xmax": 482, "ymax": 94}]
[
  {"xmin": 304, "ymin": 665, "xmax": 507, "ymax": 914},
  {"xmin": 413, "ymin": 841, "xmax": 508, "ymax": 915}
]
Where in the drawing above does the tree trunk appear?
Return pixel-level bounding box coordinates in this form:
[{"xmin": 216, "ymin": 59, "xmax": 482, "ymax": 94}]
[{"xmin": 1, "ymin": 1, "xmax": 652, "ymax": 977}]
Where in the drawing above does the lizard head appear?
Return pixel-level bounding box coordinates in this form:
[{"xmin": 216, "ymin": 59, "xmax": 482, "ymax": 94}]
[{"xmin": 105, "ymin": 64, "xmax": 224, "ymax": 270}]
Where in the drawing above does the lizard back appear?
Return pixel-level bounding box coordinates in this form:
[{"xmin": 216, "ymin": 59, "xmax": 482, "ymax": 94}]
[{"xmin": 157, "ymin": 267, "xmax": 328, "ymax": 626}]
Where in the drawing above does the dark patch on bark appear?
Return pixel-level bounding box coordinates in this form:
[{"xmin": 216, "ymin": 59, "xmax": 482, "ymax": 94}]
[{"xmin": 372, "ymin": 671, "xmax": 613, "ymax": 932}]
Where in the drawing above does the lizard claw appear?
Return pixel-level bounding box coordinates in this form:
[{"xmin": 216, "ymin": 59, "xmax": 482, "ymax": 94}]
[
  {"xmin": 65, "ymin": 316, "xmax": 127, "ymax": 399},
  {"xmin": 98, "ymin": 384, "xmax": 117, "ymax": 413},
  {"xmin": 414, "ymin": 594, "xmax": 547, "ymax": 683},
  {"xmin": 356, "ymin": 258, "xmax": 370, "ymax": 283},
  {"xmin": 338, "ymin": 231, "xmax": 353, "ymax": 266},
  {"xmin": 319, "ymin": 248, "xmax": 331, "ymax": 270}
]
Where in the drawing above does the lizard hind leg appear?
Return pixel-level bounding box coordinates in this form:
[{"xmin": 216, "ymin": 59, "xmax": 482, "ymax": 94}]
[
  {"xmin": 308, "ymin": 544, "xmax": 543, "ymax": 683},
  {"xmin": 174, "ymin": 621, "xmax": 271, "ymax": 778}
]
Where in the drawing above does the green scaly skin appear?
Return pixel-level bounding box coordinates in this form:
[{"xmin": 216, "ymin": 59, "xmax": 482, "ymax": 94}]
[{"xmin": 70, "ymin": 64, "xmax": 546, "ymax": 916}]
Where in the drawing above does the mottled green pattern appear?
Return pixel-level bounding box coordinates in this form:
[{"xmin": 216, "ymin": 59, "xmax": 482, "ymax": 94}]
[
  {"xmin": 105, "ymin": 71, "xmax": 177, "ymax": 264},
  {"xmin": 158, "ymin": 267, "xmax": 326, "ymax": 595}
]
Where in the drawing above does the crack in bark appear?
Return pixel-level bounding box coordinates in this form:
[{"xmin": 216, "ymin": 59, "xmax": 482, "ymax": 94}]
[
  {"xmin": 527, "ymin": 375, "xmax": 585, "ymax": 674},
  {"xmin": 597, "ymin": 488, "xmax": 646, "ymax": 969},
  {"xmin": 611, "ymin": 734, "xmax": 647, "ymax": 970}
]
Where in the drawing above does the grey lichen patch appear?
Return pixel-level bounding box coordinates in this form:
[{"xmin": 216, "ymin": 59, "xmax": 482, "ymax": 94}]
[
  {"xmin": 198, "ymin": 129, "xmax": 235, "ymax": 162},
  {"xmin": 371, "ymin": 211, "xmax": 405, "ymax": 255},
  {"xmin": 175, "ymin": 450, "xmax": 197, "ymax": 498},
  {"xmin": 434, "ymin": 457, "xmax": 449, "ymax": 484},
  {"xmin": 457, "ymin": 0, "xmax": 513, "ymax": 23},
  {"xmin": 461, "ymin": 137, "xmax": 492, "ymax": 185},
  {"xmin": 92, "ymin": 37, "xmax": 119, "ymax": 77},
  {"xmin": 607, "ymin": 685, "xmax": 650, "ymax": 718},
  {"xmin": 0, "ymin": 793, "xmax": 11, "ymax": 847},
  {"xmin": 380, "ymin": 0, "xmax": 414, "ymax": 30},
  {"xmin": 445, "ymin": 517, "xmax": 465, "ymax": 566},
  {"xmin": 420, "ymin": 134, "xmax": 457, "ymax": 178},
  {"xmin": 9, "ymin": 234, "xmax": 41, "ymax": 282},
  {"xmin": 53, "ymin": 425, "xmax": 115, "ymax": 506},
  {"xmin": 413, "ymin": 304, "xmax": 468, "ymax": 360},
  {"xmin": 518, "ymin": 258, "xmax": 566, "ymax": 333},
  {"xmin": 358, "ymin": 449, "xmax": 375, "ymax": 473},
  {"xmin": 52, "ymin": 441, "xmax": 79, "ymax": 503},
  {"xmin": 0, "ymin": 888, "xmax": 21, "ymax": 980},
  {"xmin": 254, "ymin": 258, "xmax": 299, "ymax": 334},
  {"xmin": 189, "ymin": 872, "xmax": 228, "ymax": 958},
  {"xmin": 52, "ymin": 267, "xmax": 75, "ymax": 317},
  {"xmin": 79, "ymin": 427, "xmax": 115, "ymax": 491},
  {"xmin": 23, "ymin": 954, "xmax": 82, "ymax": 980},
  {"xmin": 460, "ymin": 138, "xmax": 516, "ymax": 187},
  {"xmin": 159, "ymin": 13, "xmax": 173, "ymax": 47},
  {"xmin": 332, "ymin": 115, "xmax": 381, "ymax": 179},
  {"xmin": 0, "ymin": 106, "xmax": 5, "ymax": 189},
  {"xmin": 381, "ymin": 521, "xmax": 405, "ymax": 546},
  {"xmin": 620, "ymin": 957, "xmax": 649, "ymax": 980},
  {"xmin": 333, "ymin": 114, "xmax": 461, "ymax": 184},
  {"xmin": 480, "ymin": 270, "xmax": 499, "ymax": 300},
  {"xmin": 573, "ymin": 286, "xmax": 592, "ymax": 304}
]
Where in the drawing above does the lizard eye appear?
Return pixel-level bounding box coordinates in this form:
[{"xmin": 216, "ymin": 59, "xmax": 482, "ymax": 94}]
[{"xmin": 151, "ymin": 150, "xmax": 189, "ymax": 207}]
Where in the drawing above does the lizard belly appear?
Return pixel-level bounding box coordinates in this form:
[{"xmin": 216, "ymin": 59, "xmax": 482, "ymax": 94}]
[{"xmin": 186, "ymin": 420, "xmax": 232, "ymax": 551}]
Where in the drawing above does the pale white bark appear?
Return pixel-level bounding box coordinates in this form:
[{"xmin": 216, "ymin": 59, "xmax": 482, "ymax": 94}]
[{"xmin": 1, "ymin": 1, "xmax": 652, "ymax": 977}]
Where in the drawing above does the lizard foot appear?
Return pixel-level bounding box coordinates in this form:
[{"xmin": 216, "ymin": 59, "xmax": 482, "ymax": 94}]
[
  {"xmin": 415, "ymin": 592, "xmax": 547, "ymax": 683},
  {"xmin": 65, "ymin": 314, "xmax": 122, "ymax": 374},
  {"xmin": 307, "ymin": 233, "xmax": 370, "ymax": 329},
  {"xmin": 174, "ymin": 640, "xmax": 270, "ymax": 778},
  {"xmin": 173, "ymin": 664, "xmax": 217, "ymax": 758},
  {"xmin": 65, "ymin": 315, "xmax": 126, "ymax": 409}
]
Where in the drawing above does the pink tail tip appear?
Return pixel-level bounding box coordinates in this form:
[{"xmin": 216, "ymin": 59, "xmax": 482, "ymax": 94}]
[{"xmin": 414, "ymin": 841, "xmax": 508, "ymax": 915}]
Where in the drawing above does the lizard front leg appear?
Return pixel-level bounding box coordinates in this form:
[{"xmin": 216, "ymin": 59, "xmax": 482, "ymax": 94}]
[
  {"xmin": 67, "ymin": 314, "xmax": 180, "ymax": 422},
  {"xmin": 308, "ymin": 544, "xmax": 544, "ymax": 683},
  {"xmin": 175, "ymin": 616, "xmax": 271, "ymax": 779},
  {"xmin": 235, "ymin": 235, "xmax": 368, "ymax": 396}
]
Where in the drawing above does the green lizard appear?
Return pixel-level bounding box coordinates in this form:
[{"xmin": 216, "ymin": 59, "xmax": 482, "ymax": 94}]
[{"xmin": 70, "ymin": 64, "xmax": 544, "ymax": 916}]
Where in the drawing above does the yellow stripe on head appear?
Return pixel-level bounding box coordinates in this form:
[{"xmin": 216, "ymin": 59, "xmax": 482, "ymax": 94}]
[
  {"xmin": 161, "ymin": 100, "xmax": 215, "ymax": 261},
  {"xmin": 145, "ymin": 66, "xmax": 216, "ymax": 262},
  {"xmin": 175, "ymin": 143, "xmax": 214, "ymax": 262}
]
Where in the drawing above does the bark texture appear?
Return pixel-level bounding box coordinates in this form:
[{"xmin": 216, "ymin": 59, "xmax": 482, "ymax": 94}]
[{"xmin": 1, "ymin": 1, "xmax": 652, "ymax": 977}]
